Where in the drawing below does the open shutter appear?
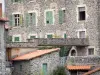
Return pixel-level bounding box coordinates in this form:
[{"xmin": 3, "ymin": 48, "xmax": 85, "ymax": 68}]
[
  {"xmin": 20, "ymin": 14, "xmax": 23, "ymax": 26},
  {"xmin": 9, "ymin": 15, "xmax": 14, "ymax": 27},
  {"xmin": 32, "ymin": 13, "xmax": 36, "ymax": 25},
  {"xmin": 64, "ymin": 33, "xmax": 67, "ymax": 38},
  {"xmin": 25, "ymin": 13, "xmax": 29, "ymax": 27},
  {"xmin": 59, "ymin": 10, "xmax": 64, "ymax": 24}
]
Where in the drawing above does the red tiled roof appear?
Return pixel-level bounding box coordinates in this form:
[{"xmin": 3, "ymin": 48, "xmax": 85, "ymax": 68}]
[
  {"xmin": 0, "ymin": 18, "xmax": 9, "ymax": 22},
  {"xmin": 83, "ymin": 67, "xmax": 100, "ymax": 75},
  {"xmin": 12, "ymin": 48, "xmax": 60, "ymax": 61},
  {"xmin": 67, "ymin": 65, "xmax": 91, "ymax": 70}
]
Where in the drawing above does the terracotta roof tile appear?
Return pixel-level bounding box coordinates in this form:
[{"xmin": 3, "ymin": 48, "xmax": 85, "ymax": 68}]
[
  {"xmin": 12, "ymin": 48, "xmax": 60, "ymax": 61},
  {"xmin": 0, "ymin": 17, "xmax": 9, "ymax": 22},
  {"xmin": 83, "ymin": 67, "xmax": 100, "ymax": 75},
  {"xmin": 67, "ymin": 65, "xmax": 91, "ymax": 70}
]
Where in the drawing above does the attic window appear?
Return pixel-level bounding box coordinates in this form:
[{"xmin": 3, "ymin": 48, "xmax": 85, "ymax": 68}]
[{"xmin": 78, "ymin": 7, "xmax": 86, "ymax": 21}]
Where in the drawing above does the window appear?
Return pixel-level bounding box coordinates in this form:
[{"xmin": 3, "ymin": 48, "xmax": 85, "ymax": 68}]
[
  {"xmin": 47, "ymin": 34, "xmax": 53, "ymax": 38},
  {"xmin": 13, "ymin": 35, "xmax": 21, "ymax": 42},
  {"xmin": 29, "ymin": 13, "xmax": 36, "ymax": 25},
  {"xmin": 14, "ymin": 14, "xmax": 20, "ymax": 26},
  {"xmin": 79, "ymin": 31, "xmax": 85, "ymax": 38},
  {"xmin": 30, "ymin": 36, "xmax": 36, "ymax": 39},
  {"xmin": 59, "ymin": 10, "xmax": 65, "ymax": 24},
  {"xmin": 78, "ymin": 30, "xmax": 86, "ymax": 38},
  {"xmin": 88, "ymin": 48, "xmax": 94, "ymax": 55},
  {"xmin": 45, "ymin": 10, "xmax": 54, "ymax": 24},
  {"xmin": 71, "ymin": 50, "xmax": 77, "ymax": 56},
  {"xmin": 78, "ymin": 7, "xmax": 86, "ymax": 21}
]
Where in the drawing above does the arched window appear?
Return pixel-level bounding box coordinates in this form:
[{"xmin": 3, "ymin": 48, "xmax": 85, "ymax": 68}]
[{"xmin": 71, "ymin": 50, "xmax": 76, "ymax": 56}]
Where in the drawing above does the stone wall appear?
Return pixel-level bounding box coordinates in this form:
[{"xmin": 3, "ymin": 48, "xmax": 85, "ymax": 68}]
[
  {"xmin": 0, "ymin": 22, "xmax": 6, "ymax": 75},
  {"xmin": 12, "ymin": 51, "xmax": 60, "ymax": 75}
]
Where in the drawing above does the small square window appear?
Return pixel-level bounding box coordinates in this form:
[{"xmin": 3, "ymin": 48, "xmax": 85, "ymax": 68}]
[
  {"xmin": 78, "ymin": 31, "xmax": 85, "ymax": 38},
  {"xmin": 14, "ymin": 37, "xmax": 20, "ymax": 42},
  {"xmin": 88, "ymin": 48, "xmax": 94, "ymax": 55},
  {"xmin": 30, "ymin": 36, "xmax": 36, "ymax": 39}
]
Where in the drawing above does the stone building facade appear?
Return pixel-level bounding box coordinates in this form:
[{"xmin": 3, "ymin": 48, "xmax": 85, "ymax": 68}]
[
  {"xmin": 12, "ymin": 48, "xmax": 60, "ymax": 75},
  {"xmin": 5, "ymin": 0, "xmax": 100, "ymax": 75}
]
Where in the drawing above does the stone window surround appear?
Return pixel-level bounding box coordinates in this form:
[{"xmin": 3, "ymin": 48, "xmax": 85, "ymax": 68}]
[
  {"xmin": 12, "ymin": 34, "xmax": 22, "ymax": 42},
  {"xmin": 77, "ymin": 29, "xmax": 86, "ymax": 38},
  {"xmin": 45, "ymin": 33, "xmax": 54, "ymax": 38},
  {"xmin": 76, "ymin": 4, "xmax": 87, "ymax": 22},
  {"xmin": 69, "ymin": 46, "xmax": 78, "ymax": 57},
  {"xmin": 28, "ymin": 10, "xmax": 38, "ymax": 26},
  {"xmin": 87, "ymin": 46, "xmax": 95, "ymax": 56},
  {"xmin": 44, "ymin": 9, "xmax": 55, "ymax": 25},
  {"xmin": 12, "ymin": 12, "xmax": 21, "ymax": 28},
  {"xmin": 28, "ymin": 33, "xmax": 38, "ymax": 39}
]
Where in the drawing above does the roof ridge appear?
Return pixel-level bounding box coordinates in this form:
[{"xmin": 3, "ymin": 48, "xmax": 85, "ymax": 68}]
[{"xmin": 83, "ymin": 67, "xmax": 100, "ymax": 75}]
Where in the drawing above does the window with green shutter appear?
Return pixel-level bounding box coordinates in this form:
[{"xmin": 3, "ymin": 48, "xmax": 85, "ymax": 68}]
[
  {"xmin": 30, "ymin": 36, "xmax": 36, "ymax": 39},
  {"xmin": 47, "ymin": 34, "xmax": 53, "ymax": 38},
  {"xmin": 14, "ymin": 37, "xmax": 20, "ymax": 42},
  {"xmin": 46, "ymin": 11, "xmax": 53, "ymax": 24},
  {"xmin": 59, "ymin": 10, "xmax": 65, "ymax": 24},
  {"xmin": 29, "ymin": 13, "xmax": 36, "ymax": 25},
  {"xmin": 25, "ymin": 13, "xmax": 30, "ymax": 26}
]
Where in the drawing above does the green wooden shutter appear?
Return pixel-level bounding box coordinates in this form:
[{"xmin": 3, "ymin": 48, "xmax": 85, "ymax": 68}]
[
  {"xmin": 14, "ymin": 37, "xmax": 19, "ymax": 42},
  {"xmin": 46, "ymin": 11, "xmax": 53, "ymax": 24},
  {"xmin": 30, "ymin": 36, "xmax": 36, "ymax": 39},
  {"xmin": 32, "ymin": 13, "xmax": 36, "ymax": 25},
  {"xmin": 59, "ymin": 10, "xmax": 64, "ymax": 24},
  {"xmin": 64, "ymin": 34, "xmax": 67, "ymax": 38},
  {"xmin": 43, "ymin": 63, "xmax": 47, "ymax": 75},
  {"xmin": 25, "ymin": 13, "xmax": 30, "ymax": 27},
  {"xmin": 47, "ymin": 34, "xmax": 52, "ymax": 38},
  {"xmin": 20, "ymin": 14, "xmax": 23, "ymax": 26},
  {"xmin": 9, "ymin": 15, "xmax": 14, "ymax": 27}
]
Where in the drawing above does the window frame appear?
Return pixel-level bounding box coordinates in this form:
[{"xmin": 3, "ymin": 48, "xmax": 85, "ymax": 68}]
[
  {"xmin": 77, "ymin": 5, "xmax": 87, "ymax": 22},
  {"xmin": 87, "ymin": 46, "xmax": 95, "ymax": 56},
  {"xmin": 28, "ymin": 11, "xmax": 38, "ymax": 26},
  {"xmin": 12, "ymin": 12, "xmax": 21, "ymax": 27},
  {"xmin": 77, "ymin": 29, "xmax": 86, "ymax": 38},
  {"xmin": 45, "ymin": 33, "xmax": 54, "ymax": 38},
  {"xmin": 44, "ymin": 9, "xmax": 55, "ymax": 25},
  {"xmin": 13, "ymin": 35, "xmax": 21, "ymax": 42},
  {"xmin": 28, "ymin": 34, "xmax": 38, "ymax": 39}
]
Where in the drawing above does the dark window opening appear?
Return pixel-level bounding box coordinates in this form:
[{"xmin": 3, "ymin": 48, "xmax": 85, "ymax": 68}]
[
  {"xmin": 71, "ymin": 50, "xmax": 76, "ymax": 56},
  {"xmin": 88, "ymin": 48, "xmax": 94, "ymax": 55},
  {"xmin": 47, "ymin": 21, "xmax": 49, "ymax": 24},
  {"xmin": 79, "ymin": 11, "xmax": 85, "ymax": 20},
  {"xmin": 78, "ymin": 7, "xmax": 86, "ymax": 21}
]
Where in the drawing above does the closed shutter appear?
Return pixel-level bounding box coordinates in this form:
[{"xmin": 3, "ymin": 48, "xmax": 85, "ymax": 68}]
[
  {"xmin": 59, "ymin": 10, "xmax": 64, "ymax": 24},
  {"xmin": 32, "ymin": 13, "xmax": 36, "ymax": 25},
  {"xmin": 46, "ymin": 11, "xmax": 53, "ymax": 24},
  {"xmin": 64, "ymin": 33, "xmax": 67, "ymax": 38},
  {"xmin": 25, "ymin": 13, "xmax": 30, "ymax": 26},
  {"xmin": 14, "ymin": 37, "xmax": 19, "ymax": 42},
  {"xmin": 30, "ymin": 36, "xmax": 36, "ymax": 39},
  {"xmin": 47, "ymin": 35, "xmax": 52, "ymax": 38}
]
